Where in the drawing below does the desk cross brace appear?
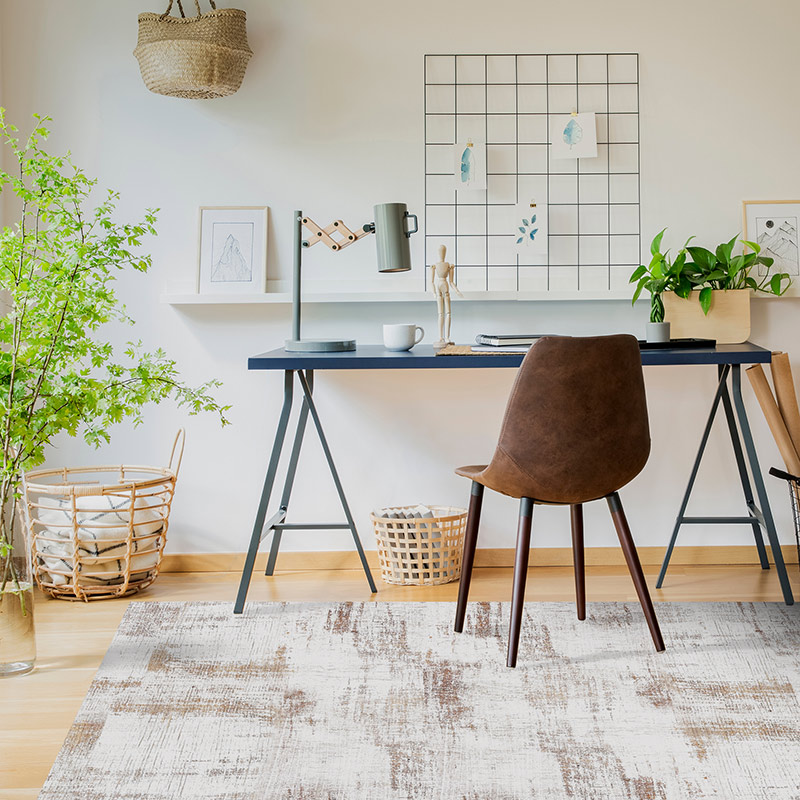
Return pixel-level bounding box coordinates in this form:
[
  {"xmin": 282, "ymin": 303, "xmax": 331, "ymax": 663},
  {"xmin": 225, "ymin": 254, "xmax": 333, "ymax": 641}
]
[
  {"xmin": 234, "ymin": 369, "xmax": 377, "ymax": 614},
  {"xmin": 657, "ymin": 363, "xmax": 794, "ymax": 605}
]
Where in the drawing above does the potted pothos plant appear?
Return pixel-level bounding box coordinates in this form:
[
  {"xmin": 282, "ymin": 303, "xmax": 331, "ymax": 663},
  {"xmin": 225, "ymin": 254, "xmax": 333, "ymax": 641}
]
[
  {"xmin": 629, "ymin": 229, "xmax": 691, "ymax": 342},
  {"xmin": 0, "ymin": 112, "xmax": 229, "ymax": 676},
  {"xmin": 662, "ymin": 234, "xmax": 791, "ymax": 343}
]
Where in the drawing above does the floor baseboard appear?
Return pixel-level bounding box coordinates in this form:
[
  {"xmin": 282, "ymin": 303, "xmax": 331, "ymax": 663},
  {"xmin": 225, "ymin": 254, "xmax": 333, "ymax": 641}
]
[{"xmin": 161, "ymin": 545, "xmax": 800, "ymax": 573}]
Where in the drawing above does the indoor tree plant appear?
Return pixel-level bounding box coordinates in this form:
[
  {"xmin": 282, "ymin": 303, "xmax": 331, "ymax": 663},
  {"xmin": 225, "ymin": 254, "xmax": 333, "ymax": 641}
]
[
  {"xmin": 663, "ymin": 234, "xmax": 791, "ymax": 343},
  {"xmin": 0, "ymin": 112, "xmax": 229, "ymax": 676},
  {"xmin": 630, "ymin": 229, "xmax": 691, "ymax": 342}
]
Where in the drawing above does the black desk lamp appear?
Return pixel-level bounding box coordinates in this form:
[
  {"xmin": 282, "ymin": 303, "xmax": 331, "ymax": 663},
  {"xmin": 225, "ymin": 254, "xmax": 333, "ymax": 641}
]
[{"xmin": 285, "ymin": 202, "xmax": 419, "ymax": 352}]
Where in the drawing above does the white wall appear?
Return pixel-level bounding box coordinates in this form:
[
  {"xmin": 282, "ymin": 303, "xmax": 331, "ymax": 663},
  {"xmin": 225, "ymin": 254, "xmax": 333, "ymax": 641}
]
[{"xmin": 1, "ymin": 0, "xmax": 799, "ymax": 555}]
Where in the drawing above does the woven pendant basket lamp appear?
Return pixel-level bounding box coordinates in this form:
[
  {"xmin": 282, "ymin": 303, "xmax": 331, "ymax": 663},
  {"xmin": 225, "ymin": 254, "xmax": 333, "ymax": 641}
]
[{"xmin": 134, "ymin": 0, "xmax": 252, "ymax": 99}]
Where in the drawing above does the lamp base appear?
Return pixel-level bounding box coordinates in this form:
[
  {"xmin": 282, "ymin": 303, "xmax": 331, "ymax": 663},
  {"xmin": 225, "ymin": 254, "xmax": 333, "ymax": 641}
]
[{"xmin": 285, "ymin": 338, "xmax": 356, "ymax": 353}]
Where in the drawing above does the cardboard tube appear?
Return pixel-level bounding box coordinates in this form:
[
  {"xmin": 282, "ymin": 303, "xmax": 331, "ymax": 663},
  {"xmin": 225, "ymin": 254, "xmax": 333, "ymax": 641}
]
[
  {"xmin": 746, "ymin": 364, "xmax": 800, "ymax": 476},
  {"xmin": 769, "ymin": 351, "xmax": 800, "ymax": 457}
]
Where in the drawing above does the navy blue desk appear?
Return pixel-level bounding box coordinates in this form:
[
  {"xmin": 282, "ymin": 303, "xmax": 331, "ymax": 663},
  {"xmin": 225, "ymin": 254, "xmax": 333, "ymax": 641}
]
[
  {"xmin": 248, "ymin": 342, "xmax": 773, "ymax": 370},
  {"xmin": 234, "ymin": 342, "xmax": 794, "ymax": 611}
]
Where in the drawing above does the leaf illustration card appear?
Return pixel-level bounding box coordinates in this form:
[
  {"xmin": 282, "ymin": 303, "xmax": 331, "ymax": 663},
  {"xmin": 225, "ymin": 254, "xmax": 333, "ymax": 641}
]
[
  {"xmin": 549, "ymin": 113, "xmax": 598, "ymax": 160},
  {"xmin": 453, "ymin": 141, "xmax": 486, "ymax": 191},
  {"xmin": 513, "ymin": 202, "xmax": 548, "ymax": 255}
]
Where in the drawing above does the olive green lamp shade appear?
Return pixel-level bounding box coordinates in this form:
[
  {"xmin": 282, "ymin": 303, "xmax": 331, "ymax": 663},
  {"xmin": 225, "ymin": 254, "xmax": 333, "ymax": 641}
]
[{"xmin": 373, "ymin": 202, "xmax": 418, "ymax": 273}]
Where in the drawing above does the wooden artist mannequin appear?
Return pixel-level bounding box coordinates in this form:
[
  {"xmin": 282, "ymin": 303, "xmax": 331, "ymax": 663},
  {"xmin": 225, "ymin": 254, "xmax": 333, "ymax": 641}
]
[{"xmin": 430, "ymin": 244, "xmax": 462, "ymax": 348}]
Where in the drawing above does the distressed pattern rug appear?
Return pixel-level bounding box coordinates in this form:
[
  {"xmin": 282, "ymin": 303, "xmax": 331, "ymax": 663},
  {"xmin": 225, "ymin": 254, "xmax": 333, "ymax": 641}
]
[{"xmin": 40, "ymin": 601, "xmax": 800, "ymax": 799}]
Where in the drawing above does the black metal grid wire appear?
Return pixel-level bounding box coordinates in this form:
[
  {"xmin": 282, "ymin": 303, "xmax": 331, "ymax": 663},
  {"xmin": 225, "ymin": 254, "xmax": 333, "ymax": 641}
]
[{"xmin": 423, "ymin": 53, "xmax": 641, "ymax": 294}]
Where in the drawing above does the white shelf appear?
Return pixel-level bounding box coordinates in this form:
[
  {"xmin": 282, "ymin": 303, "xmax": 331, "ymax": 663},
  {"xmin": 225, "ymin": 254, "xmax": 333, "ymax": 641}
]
[
  {"xmin": 160, "ymin": 290, "xmax": 637, "ymax": 305},
  {"xmin": 162, "ymin": 291, "xmax": 431, "ymax": 305}
]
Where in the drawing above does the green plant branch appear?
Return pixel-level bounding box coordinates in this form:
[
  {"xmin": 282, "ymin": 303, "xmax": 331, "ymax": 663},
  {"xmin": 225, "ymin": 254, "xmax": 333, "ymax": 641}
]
[{"xmin": 0, "ymin": 111, "xmax": 228, "ymax": 607}]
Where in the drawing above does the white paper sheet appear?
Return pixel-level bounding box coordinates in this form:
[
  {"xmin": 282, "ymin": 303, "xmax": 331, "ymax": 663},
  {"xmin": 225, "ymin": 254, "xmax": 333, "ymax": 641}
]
[
  {"xmin": 513, "ymin": 201, "xmax": 548, "ymax": 254},
  {"xmin": 549, "ymin": 112, "xmax": 598, "ymax": 160}
]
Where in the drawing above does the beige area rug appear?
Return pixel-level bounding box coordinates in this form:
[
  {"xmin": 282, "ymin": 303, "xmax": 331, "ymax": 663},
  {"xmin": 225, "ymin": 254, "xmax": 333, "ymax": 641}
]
[{"xmin": 39, "ymin": 601, "xmax": 800, "ymax": 799}]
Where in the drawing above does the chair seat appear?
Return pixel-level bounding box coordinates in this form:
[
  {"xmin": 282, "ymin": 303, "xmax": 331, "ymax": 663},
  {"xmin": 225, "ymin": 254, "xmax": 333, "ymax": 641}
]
[
  {"xmin": 454, "ymin": 464, "xmax": 576, "ymax": 504},
  {"xmin": 454, "ymin": 464, "xmax": 488, "ymax": 481}
]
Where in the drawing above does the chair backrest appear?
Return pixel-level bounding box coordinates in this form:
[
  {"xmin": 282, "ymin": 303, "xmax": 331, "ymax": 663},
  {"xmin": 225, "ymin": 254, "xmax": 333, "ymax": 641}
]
[{"xmin": 488, "ymin": 334, "xmax": 650, "ymax": 504}]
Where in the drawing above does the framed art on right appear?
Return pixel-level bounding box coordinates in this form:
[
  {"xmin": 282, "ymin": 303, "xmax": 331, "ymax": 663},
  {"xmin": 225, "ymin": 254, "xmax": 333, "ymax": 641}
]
[{"xmin": 743, "ymin": 200, "xmax": 800, "ymax": 277}]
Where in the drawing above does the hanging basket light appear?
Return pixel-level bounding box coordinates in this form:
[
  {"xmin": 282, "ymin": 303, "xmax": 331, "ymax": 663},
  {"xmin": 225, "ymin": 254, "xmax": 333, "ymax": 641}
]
[{"xmin": 134, "ymin": 0, "xmax": 253, "ymax": 100}]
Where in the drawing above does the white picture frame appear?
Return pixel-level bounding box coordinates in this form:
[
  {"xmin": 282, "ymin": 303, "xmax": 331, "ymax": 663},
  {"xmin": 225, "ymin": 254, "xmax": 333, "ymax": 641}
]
[
  {"xmin": 197, "ymin": 206, "xmax": 269, "ymax": 294},
  {"xmin": 742, "ymin": 200, "xmax": 800, "ymax": 278}
]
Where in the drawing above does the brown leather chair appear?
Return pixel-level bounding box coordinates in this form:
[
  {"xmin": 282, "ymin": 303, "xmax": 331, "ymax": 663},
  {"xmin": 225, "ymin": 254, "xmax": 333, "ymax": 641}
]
[{"xmin": 453, "ymin": 334, "xmax": 665, "ymax": 666}]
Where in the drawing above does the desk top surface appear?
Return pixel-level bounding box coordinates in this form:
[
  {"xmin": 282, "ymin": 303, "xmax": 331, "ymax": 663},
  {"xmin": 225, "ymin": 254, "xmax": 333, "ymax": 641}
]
[{"xmin": 248, "ymin": 342, "xmax": 772, "ymax": 371}]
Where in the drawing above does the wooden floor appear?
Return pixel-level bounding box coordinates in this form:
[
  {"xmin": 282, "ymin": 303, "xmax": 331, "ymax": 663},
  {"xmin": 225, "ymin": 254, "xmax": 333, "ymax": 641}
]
[{"xmin": 2, "ymin": 563, "xmax": 798, "ymax": 800}]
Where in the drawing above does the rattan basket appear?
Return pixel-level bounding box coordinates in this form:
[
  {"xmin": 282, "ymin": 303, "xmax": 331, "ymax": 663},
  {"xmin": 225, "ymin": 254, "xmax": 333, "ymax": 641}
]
[
  {"xmin": 370, "ymin": 506, "xmax": 468, "ymax": 586},
  {"xmin": 134, "ymin": 0, "xmax": 252, "ymax": 99},
  {"xmin": 22, "ymin": 431, "xmax": 185, "ymax": 602}
]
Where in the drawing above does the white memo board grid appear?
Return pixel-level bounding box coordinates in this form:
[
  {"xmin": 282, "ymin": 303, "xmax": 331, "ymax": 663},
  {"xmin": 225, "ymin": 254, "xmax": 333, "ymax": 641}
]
[{"xmin": 423, "ymin": 54, "xmax": 641, "ymax": 296}]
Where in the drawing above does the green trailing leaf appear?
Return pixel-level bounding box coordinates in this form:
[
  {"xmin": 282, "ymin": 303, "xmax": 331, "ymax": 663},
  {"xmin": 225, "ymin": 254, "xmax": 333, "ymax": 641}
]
[
  {"xmin": 673, "ymin": 277, "xmax": 691, "ymax": 298},
  {"xmin": 650, "ymin": 228, "xmax": 666, "ymax": 256},
  {"xmin": 670, "ymin": 250, "xmax": 687, "ymax": 275},
  {"xmin": 631, "ymin": 276, "xmax": 648, "ymax": 305},
  {"xmin": 687, "ymin": 246, "xmax": 717, "ymax": 272},
  {"xmin": 629, "ymin": 264, "xmax": 647, "ymax": 283},
  {"xmin": 699, "ymin": 286, "xmax": 713, "ymax": 315},
  {"xmin": 771, "ymin": 273, "xmax": 791, "ymax": 295},
  {"xmin": 742, "ymin": 239, "xmax": 760, "ymax": 255},
  {"xmin": 651, "ymin": 257, "xmax": 664, "ymax": 279},
  {"xmin": 715, "ymin": 234, "xmax": 737, "ymax": 267}
]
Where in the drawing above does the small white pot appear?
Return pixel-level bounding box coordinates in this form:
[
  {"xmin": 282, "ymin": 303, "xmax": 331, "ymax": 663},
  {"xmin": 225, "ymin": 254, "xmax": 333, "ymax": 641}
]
[{"xmin": 645, "ymin": 321, "xmax": 671, "ymax": 343}]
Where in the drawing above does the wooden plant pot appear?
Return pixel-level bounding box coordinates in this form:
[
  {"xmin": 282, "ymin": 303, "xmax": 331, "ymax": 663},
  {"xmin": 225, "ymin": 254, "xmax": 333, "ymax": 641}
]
[{"xmin": 663, "ymin": 288, "xmax": 751, "ymax": 344}]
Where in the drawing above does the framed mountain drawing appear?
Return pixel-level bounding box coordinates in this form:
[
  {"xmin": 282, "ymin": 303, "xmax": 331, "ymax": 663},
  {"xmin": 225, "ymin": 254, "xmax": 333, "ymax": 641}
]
[
  {"xmin": 197, "ymin": 206, "xmax": 269, "ymax": 294},
  {"xmin": 743, "ymin": 200, "xmax": 800, "ymax": 278}
]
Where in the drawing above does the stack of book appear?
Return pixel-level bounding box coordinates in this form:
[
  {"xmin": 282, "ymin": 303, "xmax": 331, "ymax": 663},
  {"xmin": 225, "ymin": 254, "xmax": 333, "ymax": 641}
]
[
  {"xmin": 470, "ymin": 334, "xmax": 717, "ymax": 353},
  {"xmin": 472, "ymin": 334, "xmax": 545, "ymax": 352}
]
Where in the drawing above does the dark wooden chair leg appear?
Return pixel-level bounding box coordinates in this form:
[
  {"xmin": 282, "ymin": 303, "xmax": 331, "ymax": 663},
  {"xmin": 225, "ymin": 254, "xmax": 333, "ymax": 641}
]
[
  {"xmin": 507, "ymin": 497, "xmax": 534, "ymax": 668},
  {"xmin": 607, "ymin": 492, "xmax": 665, "ymax": 652},
  {"xmin": 454, "ymin": 481, "xmax": 484, "ymax": 632},
  {"xmin": 570, "ymin": 504, "xmax": 586, "ymax": 620}
]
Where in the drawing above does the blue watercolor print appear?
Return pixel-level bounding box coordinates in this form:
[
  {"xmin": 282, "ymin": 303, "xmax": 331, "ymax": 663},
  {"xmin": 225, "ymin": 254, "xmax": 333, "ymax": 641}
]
[
  {"xmin": 460, "ymin": 146, "xmax": 473, "ymax": 183},
  {"xmin": 563, "ymin": 118, "xmax": 583, "ymax": 149},
  {"xmin": 516, "ymin": 214, "xmax": 538, "ymax": 244}
]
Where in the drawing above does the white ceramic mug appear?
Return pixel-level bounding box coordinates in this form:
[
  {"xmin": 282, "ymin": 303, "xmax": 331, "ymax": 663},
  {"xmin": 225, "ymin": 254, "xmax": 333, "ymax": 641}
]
[{"xmin": 383, "ymin": 323, "xmax": 424, "ymax": 352}]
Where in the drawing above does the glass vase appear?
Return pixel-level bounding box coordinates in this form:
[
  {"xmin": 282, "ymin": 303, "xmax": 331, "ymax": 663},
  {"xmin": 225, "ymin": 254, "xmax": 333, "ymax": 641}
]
[{"xmin": 1, "ymin": 501, "xmax": 36, "ymax": 678}]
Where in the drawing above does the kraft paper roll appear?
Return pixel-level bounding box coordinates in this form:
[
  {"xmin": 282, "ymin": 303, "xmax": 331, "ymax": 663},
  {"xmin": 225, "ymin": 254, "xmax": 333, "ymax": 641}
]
[
  {"xmin": 769, "ymin": 351, "xmax": 800, "ymax": 458},
  {"xmin": 746, "ymin": 363, "xmax": 800, "ymax": 477}
]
